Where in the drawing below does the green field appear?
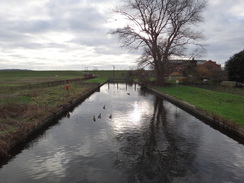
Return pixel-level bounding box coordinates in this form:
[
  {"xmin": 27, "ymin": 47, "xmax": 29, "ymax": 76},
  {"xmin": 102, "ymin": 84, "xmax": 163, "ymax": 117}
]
[
  {"xmin": 0, "ymin": 70, "xmax": 132, "ymax": 84},
  {"xmin": 84, "ymin": 77, "xmax": 107, "ymax": 83},
  {"xmin": 85, "ymin": 70, "xmax": 131, "ymax": 79},
  {"xmin": 156, "ymin": 85, "xmax": 244, "ymax": 126},
  {"xmin": 0, "ymin": 70, "xmax": 85, "ymax": 85}
]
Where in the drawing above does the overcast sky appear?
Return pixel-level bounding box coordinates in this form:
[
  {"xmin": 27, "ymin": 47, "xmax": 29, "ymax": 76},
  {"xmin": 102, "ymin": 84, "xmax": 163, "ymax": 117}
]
[{"xmin": 0, "ymin": 0, "xmax": 243, "ymax": 70}]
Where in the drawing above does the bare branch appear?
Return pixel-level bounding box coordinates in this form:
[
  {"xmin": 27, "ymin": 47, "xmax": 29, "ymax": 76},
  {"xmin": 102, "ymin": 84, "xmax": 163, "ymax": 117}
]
[{"xmin": 111, "ymin": 0, "xmax": 207, "ymax": 85}]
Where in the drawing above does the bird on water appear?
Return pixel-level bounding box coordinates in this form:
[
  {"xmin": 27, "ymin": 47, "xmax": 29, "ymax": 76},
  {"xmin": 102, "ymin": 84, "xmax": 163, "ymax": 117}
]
[
  {"xmin": 103, "ymin": 105, "xmax": 106, "ymax": 109},
  {"xmin": 93, "ymin": 115, "xmax": 96, "ymax": 121},
  {"xmin": 98, "ymin": 113, "xmax": 101, "ymax": 119}
]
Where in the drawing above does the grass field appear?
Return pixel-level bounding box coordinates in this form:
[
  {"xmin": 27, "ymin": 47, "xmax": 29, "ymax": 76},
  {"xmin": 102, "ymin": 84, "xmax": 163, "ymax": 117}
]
[
  {"xmin": 84, "ymin": 77, "xmax": 107, "ymax": 83},
  {"xmin": 0, "ymin": 70, "xmax": 131, "ymax": 85},
  {"xmin": 85, "ymin": 70, "xmax": 130, "ymax": 79},
  {"xmin": 0, "ymin": 71, "xmax": 107, "ymax": 125},
  {"xmin": 0, "ymin": 81, "xmax": 99, "ymax": 127},
  {"xmin": 156, "ymin": 85, "xmax": 244, "ymax": 126},
  {"xmin": 0, "ymin": 70, "xmax": 85, "ymax": 86},
  {"xmin": 0, "ymin": 70, "xmax": 107, "ymax": 156}
]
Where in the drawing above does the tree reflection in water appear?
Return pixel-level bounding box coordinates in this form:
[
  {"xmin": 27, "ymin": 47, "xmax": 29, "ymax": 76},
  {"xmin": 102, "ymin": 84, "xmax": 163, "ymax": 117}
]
[{"xmin": 115, "ymin": 96, "xmax": 198, "ymax": 183}]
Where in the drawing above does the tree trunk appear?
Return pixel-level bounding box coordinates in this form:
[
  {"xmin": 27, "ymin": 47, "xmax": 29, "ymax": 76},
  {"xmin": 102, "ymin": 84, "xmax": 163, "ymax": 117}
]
[{"xmin": 155, "ymin": 62, "xmax": 165, "ymax": 86}]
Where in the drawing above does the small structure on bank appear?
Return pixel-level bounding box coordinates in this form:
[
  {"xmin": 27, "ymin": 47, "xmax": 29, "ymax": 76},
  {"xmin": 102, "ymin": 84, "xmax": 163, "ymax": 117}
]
[{"xmin": 169, "ymin": 72, "xmax": 185, "ymax": 82}]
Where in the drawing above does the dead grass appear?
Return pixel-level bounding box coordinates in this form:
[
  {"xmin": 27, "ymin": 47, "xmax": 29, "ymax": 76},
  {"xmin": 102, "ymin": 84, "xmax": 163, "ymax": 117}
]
[{"xmin": 0, "ymin": 82, "xmax": 99, "ymax": 157}]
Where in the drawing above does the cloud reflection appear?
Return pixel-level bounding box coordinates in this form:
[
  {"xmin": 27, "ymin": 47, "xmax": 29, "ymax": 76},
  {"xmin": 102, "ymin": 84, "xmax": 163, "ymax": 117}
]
[{"xmin": 111, "ymin": 99, "xmax": 152, "ymax": 134}]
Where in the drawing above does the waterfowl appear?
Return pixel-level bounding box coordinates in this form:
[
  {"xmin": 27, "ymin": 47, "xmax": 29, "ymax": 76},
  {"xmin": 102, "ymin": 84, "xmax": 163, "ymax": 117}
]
[
  {"xmin": 98, "ymin": 113, "xmax": 101, "ymax": 118},
  {"xmin": 127, "ymin": 93, "xmax": 130, "ymax": 95},
  {"xmin": 109, "ymin": 114, "xmax": 112, "ymax": 119},
  {"xmin": 93, "ymin": 115, "xmax": 96, "ymax": 121},
  {"xmin": 103, "ymin": 105, "xmax": 105, "ymax": 109}
]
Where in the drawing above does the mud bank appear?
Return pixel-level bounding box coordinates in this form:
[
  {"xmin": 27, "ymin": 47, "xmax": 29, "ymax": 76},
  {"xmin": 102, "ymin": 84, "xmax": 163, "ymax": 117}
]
[
  {"xmin": 148, "ymin": 88, "xmax": 244, "ymax": 143},
  {"xmin": 0, "ymin": 83, "xmax": 105, "ymax": 158}
]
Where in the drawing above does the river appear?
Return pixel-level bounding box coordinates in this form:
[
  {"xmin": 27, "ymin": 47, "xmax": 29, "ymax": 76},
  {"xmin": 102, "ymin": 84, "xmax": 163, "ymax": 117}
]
[{"xmin": 0, "ymin": 83, "xmax": 243, "ymax": 183}]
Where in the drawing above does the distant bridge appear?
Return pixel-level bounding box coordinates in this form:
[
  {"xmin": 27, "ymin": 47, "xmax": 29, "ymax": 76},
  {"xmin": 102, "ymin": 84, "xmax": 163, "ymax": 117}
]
[{"xmin": 108, "ymin": 78, "xmax": 133, "ymax": 83}]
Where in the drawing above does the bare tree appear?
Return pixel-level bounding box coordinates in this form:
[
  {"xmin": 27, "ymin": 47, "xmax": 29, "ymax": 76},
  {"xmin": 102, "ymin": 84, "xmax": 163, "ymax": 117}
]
[{"xmin": 111, "ymin": 0, "xmax": 207, "ymax": 85}]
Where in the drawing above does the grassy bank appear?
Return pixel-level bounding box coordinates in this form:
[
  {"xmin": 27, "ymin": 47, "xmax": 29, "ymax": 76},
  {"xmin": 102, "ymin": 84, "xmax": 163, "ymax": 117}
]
[
  {"xmin": 0, "ymin": 71, "xmax": 105, "ymax": 157},
  {"xmin": 156, "ymin": 85, "xmax": 244, "ymax": 126}
]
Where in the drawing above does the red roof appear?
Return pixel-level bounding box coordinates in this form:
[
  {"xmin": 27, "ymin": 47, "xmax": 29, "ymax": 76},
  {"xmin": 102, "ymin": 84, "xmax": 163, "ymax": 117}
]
[{"xmin": 201, "ymin": 60, "xmax": 221, "ymax": 68}]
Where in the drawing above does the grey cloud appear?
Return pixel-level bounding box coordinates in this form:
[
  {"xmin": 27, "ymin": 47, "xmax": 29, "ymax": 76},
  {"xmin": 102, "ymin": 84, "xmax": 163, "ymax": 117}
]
[
  {"xmin": 47, "ymin": 1, "xmax": 109, "ymax": 33},
  {"xmin": 0, "ymin": 0, "xmax": 109, "ymax": 38},
  {"xmin": 201, "ymin": 1, "xmax": 244, "ymax": 63},
  {"xmin": 1, "ymin": 0, "xmax": 243, "ymax": 70},
  {"xmin": 0, "ymin": 3, "xmax": 109, "ymax": 49},
  {"xmin": 19, "ymin": 20, "xmax": 54, "ymax": 33},
  {"xmin": 0, "ymin": 0, "xmax": 129, "ymax": 70}
]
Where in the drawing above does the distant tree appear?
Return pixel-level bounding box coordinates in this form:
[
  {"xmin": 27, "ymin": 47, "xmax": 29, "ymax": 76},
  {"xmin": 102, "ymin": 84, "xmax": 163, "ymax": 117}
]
[
  {"xmin": 196, "ymin": 65, "xmax": 212, "ymax": 79},
  {"xmin": 195, "ymin": 63, "xmax": 227, "ymax": 83},
  {"xmin": 211, "ymin": 69, "xmax": 227, "ymax": 83},
  {"xmin": 225, "ymin": 49, "xmax": 244, "ymax": 83},
  {"xmin": 182, "ymin": 58, "xmax": 197, "ymax": 77},
  {"xmin": 112, "ymin": 0, "xmax": 207, "ymax": 85}
]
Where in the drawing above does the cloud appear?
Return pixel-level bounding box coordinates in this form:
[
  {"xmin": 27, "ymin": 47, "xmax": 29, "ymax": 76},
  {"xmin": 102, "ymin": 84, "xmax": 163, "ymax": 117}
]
[
  {"xmin": 0, "ymin": 0, "xmax": 243, "ymax": 70},
  {"xmin": 0, "ymin": 0, "xmax": 137, "ymax": 70},
  {"xmin": 201, "ymin": 0, "xmax": 244, "ymax": 64}
]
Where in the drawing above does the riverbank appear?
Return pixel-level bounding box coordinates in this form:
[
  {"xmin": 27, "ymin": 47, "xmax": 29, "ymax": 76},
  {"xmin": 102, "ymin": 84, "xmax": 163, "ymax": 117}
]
[
  {"xmin": 149, "ymin": 86, "xmax": 244, "ymax": 141},
  {"xmin": 0, "ymin": 81, "xmax": 106, "ymax": 158}
]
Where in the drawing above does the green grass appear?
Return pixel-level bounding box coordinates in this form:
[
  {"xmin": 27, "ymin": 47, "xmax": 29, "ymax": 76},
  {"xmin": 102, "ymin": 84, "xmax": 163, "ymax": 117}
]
[
  {"xmin": 149, "ymin": 77, "xmax": 156, "ymax": 81},
  {"xmin": 0, "ymin": 70, "xmax": 85, "ymax": 85},
  {"xmin": 85, "ymin": 78, "xmax": 107, "ymax": 83},
  {"xmin": 0, "ymin": 82, "xmax": 97, "ymax": 106},
  {"xmin": 156, "ymin": 85, "xmax": 244, "ymax": 126},
  {"xmin": 0, "ymin": 95, "xmax": 33, "ymax": 105},
  {"xmin": 85, "ymin": 70, "xmax": 129, "ymax": 79},
  {"xmin": 0, "ymin": 70, "xmax": 131, "ymax": 87}
]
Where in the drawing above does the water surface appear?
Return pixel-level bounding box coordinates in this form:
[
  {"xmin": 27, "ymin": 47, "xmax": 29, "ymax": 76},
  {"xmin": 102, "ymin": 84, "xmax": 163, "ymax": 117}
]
[{"xmin": 0, "ymin": 83, "xmax": 243, "ymax": 183}]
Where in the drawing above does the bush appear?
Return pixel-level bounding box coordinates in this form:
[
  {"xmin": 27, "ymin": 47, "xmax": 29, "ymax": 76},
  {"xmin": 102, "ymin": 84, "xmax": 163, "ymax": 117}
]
[{"xmin": 225, "ymin": 49, "xmax": 244, "ymax": 82}]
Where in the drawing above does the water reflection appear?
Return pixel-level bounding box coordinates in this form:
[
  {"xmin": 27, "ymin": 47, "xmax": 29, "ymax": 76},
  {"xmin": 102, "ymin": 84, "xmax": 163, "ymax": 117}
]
[
  {"xmin": 0, "ymin": 83, "xmax": 243, "ymax": 183},
  {"xmin": 114, "ymin": 97, "xmax": 200, "ymax": 182}
]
